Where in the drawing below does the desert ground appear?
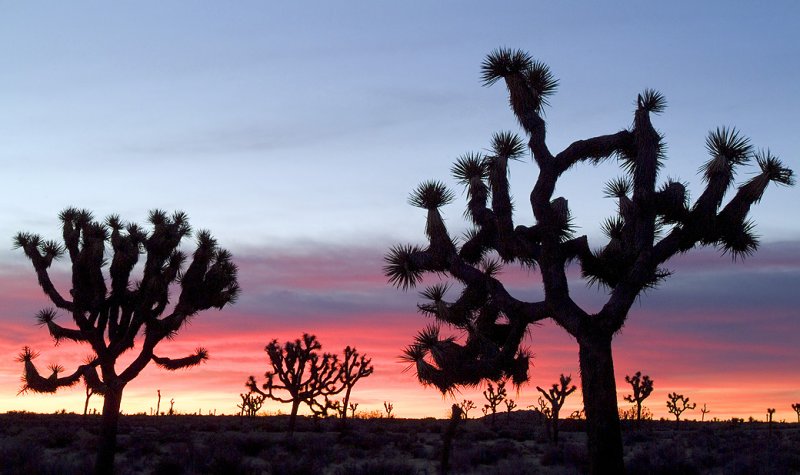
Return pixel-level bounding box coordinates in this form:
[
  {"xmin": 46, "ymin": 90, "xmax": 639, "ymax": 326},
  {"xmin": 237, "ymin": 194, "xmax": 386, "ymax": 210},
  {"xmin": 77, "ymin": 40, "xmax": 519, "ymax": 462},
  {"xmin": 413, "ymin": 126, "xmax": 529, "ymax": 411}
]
[{"xmin": 1, "ymin": 411, "xmax": 798, "ymax": 474}]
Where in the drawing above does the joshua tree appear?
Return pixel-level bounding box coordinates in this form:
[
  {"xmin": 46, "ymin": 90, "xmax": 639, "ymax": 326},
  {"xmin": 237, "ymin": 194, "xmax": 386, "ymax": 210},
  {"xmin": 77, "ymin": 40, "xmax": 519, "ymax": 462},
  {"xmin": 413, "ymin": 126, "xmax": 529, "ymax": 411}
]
[
  {"xmin": 700, "ymin": 403, "xmax": 710, "ymax": 422},
  {"xmin": 384, "ymin": 401, "xmax": 394, "ymax": 418},
  {"xmin": 537, "ymin": 374, "xmax": 577, "ymax": 443},
  {"xmin": 338, "ymin": 346, "xmax": 374, "ymax": 424},
  {"xmin": 238, "ymin": 391, "xmax": 264, "ymax": 417},
  {"xmin": 385, "ymin": 48, "xmax": 794, "ymax": 473},
  {"xmin": 14, "ymin": 209, "xmax": 239, "ymax": 474},
  {"xmin": 441, "ymin": 404, "xmax": 464, "ymax": 475},
  {"xmin": 482, "ymin": 380, "xmax": 507, "ymax": 426},
  {"xmin": 666, "ymin": 392, "xmax": 696, "ymax": 428},
  {"xmin": 349, "ymin": 402, "xmax": 358, "ymax": 418},
  {"xmin": 459, "ymin": 399, "xmax": 476, "ymax": 419},
  {"xmin": 247, "ymin": 334, "xmax": 343, "ymax": 434},
  {"xmin": 792, "ymin": 403, "xmax": 800, "ymax": 423},
  {"xmin": 168, "ymin": 398, "xmax": 175, "ymax": 416},
  {"xmin": 83, "ymin": 384, "xmax": 96, "ymax": 417},
  {"xmin": 504, "ymin": 399, "xmax": 517, "ymax": 417},
  {"xmin": 624, "ymin": 371, "xmax": 654, "ymax": 423},
  {"xmin": 156, "ymin": 389, "xmax": 161, "ymax": 416}
]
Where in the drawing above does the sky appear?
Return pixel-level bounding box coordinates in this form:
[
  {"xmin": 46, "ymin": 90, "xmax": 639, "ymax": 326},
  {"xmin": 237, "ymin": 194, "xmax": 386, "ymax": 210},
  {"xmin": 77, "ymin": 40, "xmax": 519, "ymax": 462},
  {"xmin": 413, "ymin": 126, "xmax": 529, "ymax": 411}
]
[{"xmin": 0, "ymin": 1, "xmax": 798, "ymax": 421}]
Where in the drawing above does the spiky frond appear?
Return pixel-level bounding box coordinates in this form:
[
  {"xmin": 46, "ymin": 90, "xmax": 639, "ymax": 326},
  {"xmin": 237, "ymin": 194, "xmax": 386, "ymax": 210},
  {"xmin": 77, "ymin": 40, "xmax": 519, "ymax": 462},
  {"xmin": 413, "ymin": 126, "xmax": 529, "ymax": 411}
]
[
  {"xmin": 480, "ymin": 48, "xmax": 533, "ymax": 86},
  {"xmin": 601, "ymin": 217, "xmax": 625, "ymax": 240},
  {"xmin": 17, "ymin": 346, "xmax": 38, "ymax": 363},
  {"xmin": 718, "ymin": 219, "xmax": 759, "ymax": 260},
  {"xmin": 451, "ymin": 153, "xmax": 487, "ymax": 185},
  {"xmin": 384, "ymin": 244, "xmax": 425, "ymax": 290},
  {"xmin": 490, "ymin": 131, "xmax": 526, "ymax": 161},
  {"xmin": 638, "ymin": 89, "xmax": 667, "ymax": 114},
  {"xmin": 420, "ymin": 283, "xmax": 450, "ymax": 302},
  {"xmin": 148, "ymin": 209, "xmax": 168, "ymax": 225},
  {"xmin": 704, "ymin": 127, "xmax": 752, "ymax": 167},
  {"xmin": 524, "ymin": 61, "xmax": 559, "ymax": 110},
  {"xmin": 604, "ymin": 177, "xmax": 632, "ymax": 198},
  {"xmin": 408, "ymin": 180, "xmax": 455, "ymax": 209},
  {"xmin": 481, "ymin": 257, "xmax": 502, "ymax": 277},
  {"xmin": 35, "ymin": 308, "xmax": 58, "ymax": 326},
  {"xmin": 755, "ymin": 150, "xmax": 794, "ymax": 186}
]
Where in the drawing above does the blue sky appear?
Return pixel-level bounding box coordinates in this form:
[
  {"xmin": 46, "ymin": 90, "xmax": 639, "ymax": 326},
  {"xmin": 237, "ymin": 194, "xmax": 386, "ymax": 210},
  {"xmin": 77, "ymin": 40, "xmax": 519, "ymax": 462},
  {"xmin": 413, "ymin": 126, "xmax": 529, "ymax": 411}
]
[{"xmin": 1, "ymin": 2, "xmax": 798, "ymax": 418}]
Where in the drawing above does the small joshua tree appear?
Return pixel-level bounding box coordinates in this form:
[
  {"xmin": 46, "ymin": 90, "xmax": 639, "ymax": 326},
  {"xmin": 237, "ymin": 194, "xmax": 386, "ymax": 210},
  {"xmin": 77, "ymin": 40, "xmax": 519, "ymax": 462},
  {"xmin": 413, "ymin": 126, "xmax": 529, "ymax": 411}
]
[
  {"xmin": 482, "ymin": 380, "xmax": 507, "ymax": 427},
  {"xmin": 624, "ymin": 371, "xmax": 654, "ymax": 423},
  {"xmin": 792, "ymin": 403, "xmax": 800, "ymax": 423},
  {"xmin": 384, "ymin": 48, "xmax": 794, "ymax": 473},
  {"xmin": 247, "ymin": 334, "xmax": 343, "ymax": 435},
  {"xmin": 666, "ymin": 392, "xmax": 696, "ymax": 428},
  {"xmin": 156, "ymin": 389, "xmax": 161, "ymax": 416},
  {"xmin": 537, "ymin": 374, "xmax": 577, "ymax": 443},
  {"xmin": 168, "ymin": 398, "xmax": 175, "ymax": 416},
  {"xmin": 338, "ymin": 346, "xmax": 374, "ymax": 424},
  {"xmin": 504, "ymin": 399, "xmax": 517, "ymax": 419},
  {"xmin": 83, "ymin": 384, "xmax": 96, "ymax": 417},
  {"xmin": 700, "ymin": 403, "xmax": 710, "ymax": 422},
  {"xmin": 15, "ymin": 209, "xmax": 239, "ymax": 474},
  {"xmin": 384, "ymin": 401, "xmax": 394, "ymax": 418},
  {"xmin": 349, "ymin": 402, "xmax": 358, "ymax": 418},
  {"xmin": 238, "ymin": 391, "xmax": 265, "ymax": 417},
  {"xmin": 459, "ymin": 399, "xmax": 476, "ymax": 419}
]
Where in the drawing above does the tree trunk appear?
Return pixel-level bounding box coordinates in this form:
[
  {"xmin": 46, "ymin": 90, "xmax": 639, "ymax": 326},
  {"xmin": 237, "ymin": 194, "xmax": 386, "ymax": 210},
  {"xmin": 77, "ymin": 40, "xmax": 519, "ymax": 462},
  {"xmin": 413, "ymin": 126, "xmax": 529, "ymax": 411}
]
[
  {"xmin": 341, "ymin": 386, "xmax": 353, "ymax": 423},
  {"xmin": 95, "ymin": 386, "xmax": 124, "ymax": 475},
  {"xmin": 288, "ymin": 400, "xmax": 300, "ymax": 435},
  {"xmin": 552, "ymin": 408, "xmax": 560, "ymax": 444},
  {"xmin": 578, "ymin": 333, "xmax": 624, "ymax": 474}
]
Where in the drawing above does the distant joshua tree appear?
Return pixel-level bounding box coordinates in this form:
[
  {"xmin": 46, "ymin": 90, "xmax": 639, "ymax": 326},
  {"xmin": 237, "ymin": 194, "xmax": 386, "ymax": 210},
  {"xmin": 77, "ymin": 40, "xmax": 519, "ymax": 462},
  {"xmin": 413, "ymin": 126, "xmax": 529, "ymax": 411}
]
[
  {"xmin": 459, "ymin": 399, "xmax": 476, "ymax": 419},
  {"xmin": 504, "ymin": 399, "xmax": 517, "ymax": 417},
  {"xmin": 384, "ymin": 48, "xmax": 794, "ymax": 473},
  {"xmin": 482, "ymin": 380, "xmax": 507, "ymax": 427},
  {"xmin": 537, "ymin": 374, "xmax": 577, "ymax": 443},
  {"xmin": 348, "ymin": 402, "xmax": 358, "ymax": 418},
  {"xmin": 238, "ymin": 391, "xmax": 264, "ymax": 417},
  {"xmin": 14, "ymin": 209, "xmax": 239, "ymax": 475},
  {"xmin": 156, "ymin": 390, "xmax": 162, "ymax": 416},
  {"xmin": 338, "ymin": 346, "xmax": 374, "ymax": 424},
  {"xmin": 247, "ymin": 334, "xmax": 342, "ymax": 435},
  {"xmin": 624, "ymin": 371, "xmax": 654, "ymax": 423},
  {"xmin": 700, "ymin": 403, "xmax": 710, "ymax": 422},
  {"xmin": 792, "ymin": 403, "xmax": 800, "ymax": 423},
  {"xmin": 384, "ymin": 401, "xmax": 394, "ymax": 418},
  {"xmin": 666, "ymin": 392, "xmax": 696, "ymax": 428},
  {"xmin": 83, "ymin": 384, "xmax": 97, "ymax": 417}
]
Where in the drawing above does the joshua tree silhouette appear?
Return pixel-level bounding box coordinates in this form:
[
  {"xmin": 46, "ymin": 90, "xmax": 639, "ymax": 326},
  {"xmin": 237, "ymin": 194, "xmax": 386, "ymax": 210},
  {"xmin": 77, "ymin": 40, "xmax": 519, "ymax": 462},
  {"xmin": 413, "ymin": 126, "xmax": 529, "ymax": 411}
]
[
  {"xmin": 247, "ymin": 334, "xmax": 343, "ymax": 434},
  {"xmin": 459, "ymin": 399, "xmax": 476, "ymax": 419},
  {"xmin": 624, "ymin": 371, "xmax": 654, "ymax": 423},
  {"xmin": 792, "ymin": 403, "xmax": 800, "ymax": 423},
  {"xmin": 338, "ymin": 346, "xmax": 374, "ymax": 425},
  {"xmin": 238, "ymin": 391, "xmax": 264, "ymax": 417},
  {"xmin": 14, "ymin": 208, "xmax": 239, "ymax": 474},
  {"xmin": 482, "ymin": 380, "xmax": 507, "ymax": 427},
  {"xmin": 384, "ymin": 401, "xmax": 394, "ymax": 418},
  {"xmin": 537, "ymin": 374, "xmax": 577, "ymax": 443},
  {"xmin": 666, "ymin": 392, "xmax": 696, "ymax": 428},
  {"xmin": 700, "ymin": 403, "xmax": 710, "ymax": 422},
  {"xmin": 384, "ymin": 48, "xmax": 794, "ymax": 473}
]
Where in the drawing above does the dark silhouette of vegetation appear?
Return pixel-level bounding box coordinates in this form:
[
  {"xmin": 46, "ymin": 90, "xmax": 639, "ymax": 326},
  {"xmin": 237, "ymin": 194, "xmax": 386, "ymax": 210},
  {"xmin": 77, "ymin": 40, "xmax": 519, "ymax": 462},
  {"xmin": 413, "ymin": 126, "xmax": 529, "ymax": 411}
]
[
  {"xmin": 14, "ymin": 208, "xmax": 239, "ymax": 474},
  {"xmin": 238, "ymin": 391, "xmax": 264, "ymax": 417},
  {"xmin": 83, "ymin": 384, "xmax": 97, "ymax": 417},
  {"xmin": 338, "ymin": 346, "xmax": 374, "ymax": 425},
  {"xmin": 792, "ymin": 403, "xmax": 800, "ymax": 423},
  {"xmin": 168, "ymin": 398, "xmax": 175, "ymax": 416},
  {"xmin": 384, "ymin": 47, "xmax": 794, "ymax": 473},
  {"xmin": 348, "ymin": 402, "xmax": 358, "ymax": 418},
  {"xmin": 700, "ymin": 403, "xmax": 710, "ymax": 422},
  {"xmin": 482, "ymin": 381, "xmax": 507, "ymax": 427},
  {"xmin": 440, "ymin": 404, "xmax": 464, "ymax": 475},
  {"xmin": 156, "ymin": 389, "xmax": 161, "ymax": 416},
  {"xmin": 384, "ymin": 401, "xmax": 394, "ymax": 418},
  {"xmin": 624, "ymin": 371, "xmax": 654, "ymax": 424},
  {"xmin": 246, "ymin": 334, "xmax": 343, "ymax": 434},
  {"xmin": 537, "ymin": 374, "xmax": 577, "ymax": 443},
  {"xmin": 666, "ymin": 392, "xmax": 696, "ymax": 428},
  {"xmin": 504, "ymin": 398, "xmax": 517, "ymax": 414},
  {"xmin": 459, "ymin": 399, "xmax": 476, "ymax": 419}
]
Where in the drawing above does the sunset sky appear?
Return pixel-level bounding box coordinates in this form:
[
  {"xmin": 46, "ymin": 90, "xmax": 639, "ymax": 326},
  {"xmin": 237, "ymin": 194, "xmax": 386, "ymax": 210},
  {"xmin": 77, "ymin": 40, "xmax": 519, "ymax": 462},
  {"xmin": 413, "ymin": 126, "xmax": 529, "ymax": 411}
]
[{"xmin": 1, "ymin": 2, "xmax": 798, "ymax": 421}]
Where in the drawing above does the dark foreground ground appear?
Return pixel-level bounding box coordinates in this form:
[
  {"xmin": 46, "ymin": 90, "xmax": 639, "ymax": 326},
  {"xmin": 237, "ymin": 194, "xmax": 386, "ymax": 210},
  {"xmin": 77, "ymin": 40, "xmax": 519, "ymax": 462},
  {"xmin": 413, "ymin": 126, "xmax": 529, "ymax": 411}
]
[{"xmin": 1, "ymin": 412, "xmax": 798, "ymax": 474}]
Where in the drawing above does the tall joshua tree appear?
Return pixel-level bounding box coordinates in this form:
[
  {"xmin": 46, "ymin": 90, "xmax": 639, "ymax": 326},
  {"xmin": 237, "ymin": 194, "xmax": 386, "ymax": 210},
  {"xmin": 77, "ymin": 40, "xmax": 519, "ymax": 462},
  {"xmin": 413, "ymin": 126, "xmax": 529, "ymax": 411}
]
[
  {"xmin": 15, "ymin": 208, "xmax": 239, "ymax": 475},
  {"xmin": 666, "ymin": 392, "xmax": 696, "ymax": 428},
  {"xmin": 338, "ymin": 346, "xmax": 374, "ymax": 424},
  {"xmin": 537, "ymin": 374, "xmax": 577, "ymax": 443},
  {"xmin": 384, "ymin": 48, "xmax": 794, "ymax": 473},
  {"xmin": 247, "ymin": 333, "xmax": 343, "ymax": 435},
  {"xmin": 624, "ymin": 371, "xmax": 654, "ymax": 423}
]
